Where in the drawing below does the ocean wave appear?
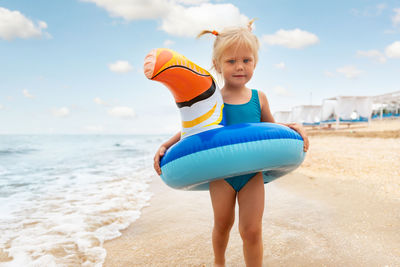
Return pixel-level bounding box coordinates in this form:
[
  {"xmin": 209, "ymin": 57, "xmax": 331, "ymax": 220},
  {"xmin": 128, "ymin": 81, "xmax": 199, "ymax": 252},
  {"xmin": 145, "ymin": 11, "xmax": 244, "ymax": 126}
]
[
  {"xmin": 0, "ymin": 134, "xmax": 160, "ymax": 266},
  {"xmin": 0, "ymin": 168, "xmax": 154, "ymax": 266},
  {"xmin": 0, "ymin": 148, "xmax": 38, "ymax": 156}
]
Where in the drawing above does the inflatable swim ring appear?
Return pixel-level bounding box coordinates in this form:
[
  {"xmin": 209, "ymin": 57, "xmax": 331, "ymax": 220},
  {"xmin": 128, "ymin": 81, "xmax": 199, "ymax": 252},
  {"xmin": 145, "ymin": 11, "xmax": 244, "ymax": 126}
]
[{"xmin": 144, "ymin": 48, "xmax": 305, "ymax": 190}]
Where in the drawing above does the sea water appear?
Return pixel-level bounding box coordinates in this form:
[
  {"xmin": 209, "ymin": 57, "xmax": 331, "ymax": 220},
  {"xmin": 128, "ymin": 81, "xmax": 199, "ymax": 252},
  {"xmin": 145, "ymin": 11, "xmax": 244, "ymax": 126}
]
[{"xmin": 0, "ymin": 134, "xmax": 165, "ymax": 266}]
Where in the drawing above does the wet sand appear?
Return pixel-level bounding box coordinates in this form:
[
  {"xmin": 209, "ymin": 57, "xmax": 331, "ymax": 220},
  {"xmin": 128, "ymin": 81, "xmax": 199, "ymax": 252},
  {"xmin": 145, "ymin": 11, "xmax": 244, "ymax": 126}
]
[
  {"xmin": 103, "ymin": 119, "xmax": 400, "ymax": 266},
  {"xmin": 0, "ymin": 251, "xmax": 12, "ymax": 263}
]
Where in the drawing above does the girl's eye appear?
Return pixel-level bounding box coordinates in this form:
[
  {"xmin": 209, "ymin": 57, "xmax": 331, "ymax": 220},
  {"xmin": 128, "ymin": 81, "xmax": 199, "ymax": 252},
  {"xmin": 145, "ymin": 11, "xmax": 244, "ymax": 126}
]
[
  {"xmin": 243, "ymin": 59, "xmax": 251, "ymax": 63},
  {"xmin": 227, "ymin": 60, "xmax": 235, "ymax": 64}
]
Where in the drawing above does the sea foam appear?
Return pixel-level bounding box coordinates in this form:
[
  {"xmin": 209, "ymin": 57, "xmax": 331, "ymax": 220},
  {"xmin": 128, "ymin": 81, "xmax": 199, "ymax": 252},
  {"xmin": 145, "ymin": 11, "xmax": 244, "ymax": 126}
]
[{"xmin": 0, "ymin": 135, "xmax": 163, "ymax": 266}]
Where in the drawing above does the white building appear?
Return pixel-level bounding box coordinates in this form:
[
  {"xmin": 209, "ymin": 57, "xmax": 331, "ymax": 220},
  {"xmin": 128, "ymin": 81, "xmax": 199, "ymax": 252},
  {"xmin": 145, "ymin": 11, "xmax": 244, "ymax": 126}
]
[
  {"xmin": 290, "ymin": 105, "xmax": 322, "ymax": 125},
  {"xmin": 321, "ymin": 96, "xmax": 373, "ymax": 125},
  {"xmin": 372, "ymin": 90, "xmax": 400, "ymax": 119},
  {"xmin": 273, "ymin": 111, "xmax": 292, "ymax": 124}
]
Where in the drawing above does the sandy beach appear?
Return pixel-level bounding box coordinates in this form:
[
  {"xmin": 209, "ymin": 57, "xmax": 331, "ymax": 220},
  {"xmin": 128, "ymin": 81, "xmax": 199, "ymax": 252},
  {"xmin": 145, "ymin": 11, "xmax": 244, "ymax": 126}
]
[
  {"xmin": 103, "ymin": 119, "xmax": 400, "ymax": 266},
  {"xmin": 1, "ymin": 121, "xmax": 396, "ymax": 266}
]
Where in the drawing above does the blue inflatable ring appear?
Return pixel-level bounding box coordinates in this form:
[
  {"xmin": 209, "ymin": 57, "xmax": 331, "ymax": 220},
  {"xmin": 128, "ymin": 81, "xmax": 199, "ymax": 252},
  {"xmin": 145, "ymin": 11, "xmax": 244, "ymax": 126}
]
[{"xmin": 160, "ymin": 122, "xmax": 305, "ymax": 190}]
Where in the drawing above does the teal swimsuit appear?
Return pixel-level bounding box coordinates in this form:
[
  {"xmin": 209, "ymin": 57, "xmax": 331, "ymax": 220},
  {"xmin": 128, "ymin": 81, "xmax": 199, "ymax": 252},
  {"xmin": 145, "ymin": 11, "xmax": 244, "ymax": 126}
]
[{"xmin": 224, "ymin": 89, "xmax": 261, "ymax": 192}]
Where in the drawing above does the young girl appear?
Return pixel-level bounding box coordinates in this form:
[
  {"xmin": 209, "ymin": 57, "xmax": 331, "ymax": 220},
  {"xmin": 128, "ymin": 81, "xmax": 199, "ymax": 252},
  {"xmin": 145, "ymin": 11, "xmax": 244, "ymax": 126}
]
[{"xmin": 154, "ymin": 21, "xmax": 309, "ymax": 267}]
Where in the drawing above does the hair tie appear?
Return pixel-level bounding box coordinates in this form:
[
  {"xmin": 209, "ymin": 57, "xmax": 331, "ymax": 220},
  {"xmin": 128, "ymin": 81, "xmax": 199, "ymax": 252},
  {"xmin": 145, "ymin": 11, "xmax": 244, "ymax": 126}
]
[
  {"xmin": 248, "ymin": 18, "xmax": 257, "ymax": 31},
  {"xmin": 211, "ymin": 30, "xmax": 219, "ymax": 36}
]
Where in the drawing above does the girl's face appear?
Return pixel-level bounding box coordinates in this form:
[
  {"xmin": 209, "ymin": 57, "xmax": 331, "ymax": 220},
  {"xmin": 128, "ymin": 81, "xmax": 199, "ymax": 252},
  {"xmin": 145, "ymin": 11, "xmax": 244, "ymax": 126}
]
[{"xmin": 217, "ymin": 45, "xmax": 256, "ymax": 90}]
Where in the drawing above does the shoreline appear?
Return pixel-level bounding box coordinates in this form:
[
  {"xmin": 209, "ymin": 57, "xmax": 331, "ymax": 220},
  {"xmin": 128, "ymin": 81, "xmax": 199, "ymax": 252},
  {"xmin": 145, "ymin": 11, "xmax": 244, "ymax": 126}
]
[{"xmin": 103, "ymin": 174, "xmax": 214, "ymax": 266}]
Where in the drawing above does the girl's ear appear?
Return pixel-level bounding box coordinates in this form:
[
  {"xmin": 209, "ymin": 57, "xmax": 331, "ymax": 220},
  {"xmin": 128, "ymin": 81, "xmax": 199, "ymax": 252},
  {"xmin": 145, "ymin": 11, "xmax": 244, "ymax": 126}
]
[{"xmin": 213, "ymin": 59, "xmax": 221, "ymax": 73}]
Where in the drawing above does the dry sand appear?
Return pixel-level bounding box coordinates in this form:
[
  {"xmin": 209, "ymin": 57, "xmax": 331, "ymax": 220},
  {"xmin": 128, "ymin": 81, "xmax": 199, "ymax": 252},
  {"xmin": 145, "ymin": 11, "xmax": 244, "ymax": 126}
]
[{"xmin": 104, "ymin": 119, "xmax": 400, "ymax": 266}]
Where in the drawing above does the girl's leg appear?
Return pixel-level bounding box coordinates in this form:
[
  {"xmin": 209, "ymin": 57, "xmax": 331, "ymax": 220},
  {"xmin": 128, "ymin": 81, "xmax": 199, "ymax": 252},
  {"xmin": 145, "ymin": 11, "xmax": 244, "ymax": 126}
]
[
  {"xmin": 237, "ymin": 172, "xmax": 265, "ymax": 267},
  {"xmin": 209, "ymin": 179, "xmax": 237, "ymax": 266}
]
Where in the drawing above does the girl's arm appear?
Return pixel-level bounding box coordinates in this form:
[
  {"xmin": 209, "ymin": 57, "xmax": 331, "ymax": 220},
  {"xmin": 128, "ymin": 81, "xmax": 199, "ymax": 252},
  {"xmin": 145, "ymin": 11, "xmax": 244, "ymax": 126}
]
[
  {"xmin": 154, "ymin": 131, "xmax": 181, "ymax": 175},
  {"xmin": 258, "ymin": 91, "xmax": 309, "ymax": 152},
  {"xmin": 258, "ymin": 91, "xmax": 275, "ymax": 123}
]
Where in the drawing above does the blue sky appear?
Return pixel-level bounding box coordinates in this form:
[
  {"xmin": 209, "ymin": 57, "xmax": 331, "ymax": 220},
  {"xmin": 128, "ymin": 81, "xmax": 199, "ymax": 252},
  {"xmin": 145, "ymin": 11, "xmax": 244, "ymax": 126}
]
[{"xmin": 1, "ymin": 0, "xmax": 399, "ymax": 134}]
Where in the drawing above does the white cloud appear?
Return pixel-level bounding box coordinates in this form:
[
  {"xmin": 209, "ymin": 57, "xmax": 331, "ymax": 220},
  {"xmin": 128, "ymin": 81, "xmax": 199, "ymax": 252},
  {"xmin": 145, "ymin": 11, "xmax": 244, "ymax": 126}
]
[
  {"xmin": 351, "ymin": 4, "xmax": 387, "ymax": 17},
  {"xmin": 52, "ymin": 107, "xmax": 70, "ymax": 117},
  {"xmin": 385, "ymin": 41, "xmax": 400, "ymax": 58},
  {"xmin": 108, "ymin": 106, "xmax": 135, "ymax": 119},
  {"xmin": 377, "ymin": 4, "xmax": 387, "ymax": 14},
  {"xmin": 274, "ymin": 62, "xmax": 285, "ymax": 69},
  {"xmin": 108, "ymin": 60, "xmax": 133, "ymax": 73},
  {"xmin": 0, "ymin": 104, "xmax": 4, "ymax": 110},
  {"xmin": 392, "ymin": 8, "xmax": 400, "ymax": 27},
  {"xmin": 94, "ymin": 97, "xmax": 106, "ymax": 105},
  {"xmin": 160, "ymin": 3, "xmax": 249, "ymax": 37},
  {"xmin": 272, "ymin": 86, "xmax": 293, "ymax": 97},
  {"xmin": 324, "ymin": 71, "xmax": 335, "ymax": 77},
  {"xmin": 0, "ymin": 7, "xmax": 48, "ymax": 41},
  {"xmin": 175, "ymin": 0, "xmax": 209, "ymax": 5},
  {"xmin": 94, "ymin": 97, "xmax": 112, "ymax": 107},
  {"xmin": 80, "ymin": 0, "xmax": 171, "ymax": 20},
  {"xmin": 356, "ymin": 49, "xmax": 386, "ymax": 63},
  {"xmin": 23, "ymin": 89, "xmax": 34, "ymax": 99},
  {"xmin": 163, "ymin": 39, "xmax": 175, "ymax": 46},
  {"xmin": 80, "ymin": 0, "xmax": 249, "ymax": 37},
  {"xmin": 262, "ymin": 29, "xmax": 319, "ymax": 49},
  {"xmin": 336, "ymin": 65, "xmax": 363, "ymax": 79},
  {"xmin": 38, "ymin": 21, "xmax": 47, "ymax": 29}
]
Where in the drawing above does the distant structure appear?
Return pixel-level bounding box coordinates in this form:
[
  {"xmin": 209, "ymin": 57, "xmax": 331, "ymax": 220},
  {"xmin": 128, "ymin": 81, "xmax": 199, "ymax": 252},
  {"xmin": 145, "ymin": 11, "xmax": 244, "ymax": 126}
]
[
  {"xmin": 290, "ymin": 105, "xmax": 322, "ymax": 125},
  {"xmin": 273, "ymin": 90, "xmax": 399, "ymax": 128},
  {"xmin": 372, "ymin": 90, "xmax": 400, "ymax": 120},
  {"xmin": 320, "ymin": 96, "xmax": 373, "ymax": 127},
  {"xmin": 273, "ymin": 111, "xmax": 291, "ymax": 124}
]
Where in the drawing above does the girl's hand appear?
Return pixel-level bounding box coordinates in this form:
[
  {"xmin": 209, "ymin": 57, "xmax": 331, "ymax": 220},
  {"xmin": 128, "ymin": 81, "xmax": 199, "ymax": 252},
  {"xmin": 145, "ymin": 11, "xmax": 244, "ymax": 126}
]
[
  {"xmin": 153, "ymin": 132, "xmax": 181, "ymax": 175},
  {"xmin": 286, "ymin": 123, "xmax": 309, "ymax": 152},
  {"xmin": 153, "ymin": 146, "xmax": 167, "ymax": 175}
]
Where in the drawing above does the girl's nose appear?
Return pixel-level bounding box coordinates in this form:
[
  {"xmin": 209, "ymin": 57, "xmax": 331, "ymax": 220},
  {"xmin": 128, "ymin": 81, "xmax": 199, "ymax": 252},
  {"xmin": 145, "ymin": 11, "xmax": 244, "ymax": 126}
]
[{"xmin": 236, "ymin": 62, "xmax": 244, "ymax": 71}]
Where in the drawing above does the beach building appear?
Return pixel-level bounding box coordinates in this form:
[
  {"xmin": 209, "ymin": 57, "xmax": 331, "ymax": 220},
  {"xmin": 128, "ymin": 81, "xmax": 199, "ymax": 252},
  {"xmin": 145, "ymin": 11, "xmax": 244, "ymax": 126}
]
[
  {"xmin": 290, "ymin": 105, "xmax": 322, "ymax": 125},
  {"xmin": 273, "ymin": 111, "xmax": 292, "ymax": 124},
  {"xmin": 320, "ymin": 96, "xmax": 373, "ymax": 127},
  {"xmin": 273, "ymin": 91, "xmax": 399, "ymax": 128},
  {"xmin": 372, "ymin": 90, "xmax": 400, "ymax": 120}
]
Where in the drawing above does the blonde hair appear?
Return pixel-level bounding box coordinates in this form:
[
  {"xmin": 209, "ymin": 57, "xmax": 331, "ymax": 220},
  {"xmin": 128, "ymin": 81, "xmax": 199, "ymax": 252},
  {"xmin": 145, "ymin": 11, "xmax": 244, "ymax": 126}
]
[{"xmin": 197, "ymin": 20, "xmax": 260, "ymax": 72}]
